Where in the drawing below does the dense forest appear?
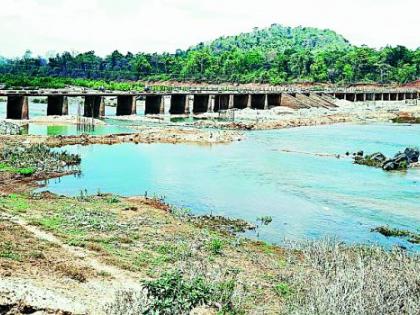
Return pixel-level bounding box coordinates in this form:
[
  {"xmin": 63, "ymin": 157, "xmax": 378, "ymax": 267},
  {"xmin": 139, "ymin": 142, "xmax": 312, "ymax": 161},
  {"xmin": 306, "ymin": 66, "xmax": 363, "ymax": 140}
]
[{"xmin": 0, "ymin": 24, "xmax": 419, "ymax": 87}]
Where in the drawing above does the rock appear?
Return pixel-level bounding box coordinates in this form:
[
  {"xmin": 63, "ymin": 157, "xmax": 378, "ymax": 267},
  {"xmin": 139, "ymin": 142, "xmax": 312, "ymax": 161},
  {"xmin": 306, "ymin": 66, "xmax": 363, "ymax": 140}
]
[
  {"xmin": 382, "ymin": 160, "xmax": 399, "ymax": 171},
  {"xmin": 404, "ymin": 147, "xmax": 419, "ymax": 163},
  {"xmin": 370, "ymin": 152, "xmax": 387, "ymax": 163},
  {"xmin": 354, "ymin": 148, "xmax": 418, "ymax": 171}
]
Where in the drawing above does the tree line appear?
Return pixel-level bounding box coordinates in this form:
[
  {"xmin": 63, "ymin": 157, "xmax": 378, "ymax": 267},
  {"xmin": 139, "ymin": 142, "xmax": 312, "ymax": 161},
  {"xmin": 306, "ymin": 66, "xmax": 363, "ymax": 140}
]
[{"xmin": 0, "ymin": 25, "xmax": 418, "ymax": 85}]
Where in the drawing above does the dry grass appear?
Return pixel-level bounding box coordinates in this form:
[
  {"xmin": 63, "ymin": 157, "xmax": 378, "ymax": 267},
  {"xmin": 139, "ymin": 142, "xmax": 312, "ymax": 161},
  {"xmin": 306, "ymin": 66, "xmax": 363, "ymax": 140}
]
[
  {"xmin": 284, "ymin": 239, "xmax": 420, "ymax": 314},
  {"xmin": 1, "ymin": 192, "xmax": 419, "ymax": 314},
  {"xmin": 0, "ymin": 220, "xmax": 95, "ymax": 282}
]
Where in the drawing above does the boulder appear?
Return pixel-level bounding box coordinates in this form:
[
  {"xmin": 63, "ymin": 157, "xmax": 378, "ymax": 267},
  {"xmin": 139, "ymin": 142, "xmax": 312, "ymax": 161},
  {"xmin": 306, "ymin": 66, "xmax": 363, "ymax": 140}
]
[
  {"xmin": 404, "ymin": 147, "xmax": 419, "ymax": 163},
  {"xmin": 370, "ymin": 152, "xmax": 387, "ymax": 163},
  {"xmin": 353, "ymin": 148, "xmax": 418, "ymax": 171}
]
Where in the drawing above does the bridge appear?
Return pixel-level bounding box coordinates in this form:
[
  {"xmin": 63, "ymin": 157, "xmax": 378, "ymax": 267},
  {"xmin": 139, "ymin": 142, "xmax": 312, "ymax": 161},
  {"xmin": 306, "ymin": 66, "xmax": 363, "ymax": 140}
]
[{"xmin": 0, "ymin": 88, "xmax": 418, "ymax": 120}]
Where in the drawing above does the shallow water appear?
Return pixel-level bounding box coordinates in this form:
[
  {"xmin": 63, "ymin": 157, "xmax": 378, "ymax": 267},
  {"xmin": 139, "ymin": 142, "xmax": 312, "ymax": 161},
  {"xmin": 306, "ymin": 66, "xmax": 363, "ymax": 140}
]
[
  {"xmin": 40, "ymin": 123, "xmax": 420, "ymax": 250},
  {"xmin": 21, "ymin": 123, "xmax": 134, "ymax": 136},
  {"xmin": 0, "ymin": 99, "xmax": 139, "ymax": 135}
]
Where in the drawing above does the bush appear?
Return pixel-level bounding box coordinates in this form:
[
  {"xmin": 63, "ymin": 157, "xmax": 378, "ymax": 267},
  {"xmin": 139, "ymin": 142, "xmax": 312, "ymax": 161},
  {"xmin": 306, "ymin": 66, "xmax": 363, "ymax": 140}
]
[
  {"xmin": 207, "ymin": 237, "xmax": 223, "ymax": 255},
  {"xmin": 142, "ymin": 270, "xmax": 237, "ymax": 314}
]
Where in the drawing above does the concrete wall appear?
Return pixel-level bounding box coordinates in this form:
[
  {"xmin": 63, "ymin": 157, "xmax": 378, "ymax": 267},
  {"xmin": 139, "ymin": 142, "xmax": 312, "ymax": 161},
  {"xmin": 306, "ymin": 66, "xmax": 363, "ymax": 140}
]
[
  {"xmin": 84, "ymin": 96, "xmax": 105, "ymax": 118},
  {"xmin": 7, "ymin": 96, "xmax": 29, "ymax": 120}
]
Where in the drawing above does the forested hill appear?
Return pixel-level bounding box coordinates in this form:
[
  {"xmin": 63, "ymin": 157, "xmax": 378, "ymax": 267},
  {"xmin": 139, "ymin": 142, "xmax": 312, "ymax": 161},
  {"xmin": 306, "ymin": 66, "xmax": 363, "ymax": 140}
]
[
  {"xmin": 192, "ymin": 24, "xmax": 351, "ymax": 53},
  {"xmin": 0, "ymin": 24, "xmax": 419, "ymax": 87}
]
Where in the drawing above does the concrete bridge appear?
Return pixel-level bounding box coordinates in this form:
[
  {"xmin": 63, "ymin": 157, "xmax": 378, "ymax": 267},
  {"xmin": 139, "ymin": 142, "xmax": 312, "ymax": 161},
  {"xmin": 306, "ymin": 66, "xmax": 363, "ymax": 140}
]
[{"xmin": 0, "ymin": 89, "xmax": 418, "ymax": 120}]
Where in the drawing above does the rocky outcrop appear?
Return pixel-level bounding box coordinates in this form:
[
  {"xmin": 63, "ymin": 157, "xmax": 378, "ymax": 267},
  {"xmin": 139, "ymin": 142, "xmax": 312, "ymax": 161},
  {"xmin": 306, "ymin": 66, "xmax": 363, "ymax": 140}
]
[
  {"xmin": 392, "ymin": 112, "xmax": 420, "ymax": 124},
  {"xmin": 354, "ymin": 147, "xmax": 419, "ymax": 171}
]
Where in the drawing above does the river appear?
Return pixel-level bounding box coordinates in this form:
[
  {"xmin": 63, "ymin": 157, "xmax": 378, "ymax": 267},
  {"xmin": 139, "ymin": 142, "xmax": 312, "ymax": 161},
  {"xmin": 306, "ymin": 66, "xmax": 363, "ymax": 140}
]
[{"xmin": 36, "ymin": 123, "xmax": 420, "ymax": 250}]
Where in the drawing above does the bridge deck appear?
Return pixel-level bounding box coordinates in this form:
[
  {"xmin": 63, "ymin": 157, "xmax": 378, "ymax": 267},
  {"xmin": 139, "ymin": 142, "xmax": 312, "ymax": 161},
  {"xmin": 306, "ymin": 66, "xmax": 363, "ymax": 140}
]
[{"xmin": 0, "ymin": 88, "xmax": 418, "ymax": 97}]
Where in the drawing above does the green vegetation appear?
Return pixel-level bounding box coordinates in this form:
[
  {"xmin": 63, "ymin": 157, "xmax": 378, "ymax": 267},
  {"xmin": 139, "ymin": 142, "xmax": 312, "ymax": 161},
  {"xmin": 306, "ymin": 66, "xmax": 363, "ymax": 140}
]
[
  {"xmin": 257, "ymin": 216, "xmax": 273, "ymax": 226},
  {"xmin": 0, "ymin": 24, "xmax": 418, "ymax": 86},
  {"xmin": 207, "ymin": 237, "xmax": 224, "ymax": 255},
  {"xmin": 0, "ymin": 145, "xmax": 81, "ymax": 175},
  {"xmin": 142, "ymin": 270, "xmax": 237, "ymax": 314},
  {"xmin": 274, "ymin": 282, "xmax": 292, "ymax": 298},
  {"xmin": 1, "ymin": 191, "xmax": 419, "ymax": 314},
  {"xmin": 0, "ymin": 162, "xmax": 35, "ymax": 176},
  {"xmin": 0, "ymin": 241, "xmax": 21, "ymax": 261},
  {"xmin": 0, "ymin": 194, "xmax": 30, "ymax": 214}
]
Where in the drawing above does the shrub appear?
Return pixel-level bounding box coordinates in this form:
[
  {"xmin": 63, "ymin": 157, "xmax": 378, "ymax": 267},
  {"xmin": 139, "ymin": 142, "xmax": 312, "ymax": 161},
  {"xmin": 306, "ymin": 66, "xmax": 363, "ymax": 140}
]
[
  {"xmin": 207, "ymin": 237, "xmax": 223, "ymax": 255},
  {"xmin": 142, "ymin": 270, "xmax": 237, "ymax": 314}
]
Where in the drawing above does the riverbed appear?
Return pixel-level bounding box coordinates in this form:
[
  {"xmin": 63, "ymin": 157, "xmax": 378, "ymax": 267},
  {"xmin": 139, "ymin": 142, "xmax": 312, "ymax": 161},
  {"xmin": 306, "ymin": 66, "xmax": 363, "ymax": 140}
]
[{"xmin": 39, "ymin": 123, "xmax": 420, "ymax": 250}]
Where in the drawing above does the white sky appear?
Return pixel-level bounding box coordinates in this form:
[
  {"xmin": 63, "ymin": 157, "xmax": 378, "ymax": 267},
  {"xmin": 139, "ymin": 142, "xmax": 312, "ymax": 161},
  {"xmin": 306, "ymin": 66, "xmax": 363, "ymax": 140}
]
[{"xmin": 1, "ymin": 0, "xmax": 419, "ymax": 58}]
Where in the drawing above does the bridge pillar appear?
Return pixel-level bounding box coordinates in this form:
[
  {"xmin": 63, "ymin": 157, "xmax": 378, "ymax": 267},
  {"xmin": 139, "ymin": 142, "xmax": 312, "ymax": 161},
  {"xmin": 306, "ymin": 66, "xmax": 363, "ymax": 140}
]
[
  {"xmin": 47, "ymin": 96, "xmax": 68, "ymax": 116},
  {"xmin": 228, "ymin": 94, "xmax": 234, "ymax": 109},
  {"xmin": 207, "ymin": 95, "xmax": 215, "ymax": 113},
  {"xmin": 84, "ymin": 96, "xmax": 104, "ymax": 118},
  {"xmin": 160, "ymin": 96, "xmax": 166, "ymax": 114},
  {"xmin": 185, "ymin": 95, "xmax": 192, "ymax": 115},
  {"xmin": 7, "ymin": 95, "xmax": 29, "ymax": 120},
  {"xmin": 264, "ymin": 94, "xmax": 269, "ymax": 110},
  {"xmin": 117, "ymin": 95, "xmax": 136, "ymax": 116},
  {"xmin": 247, "ymin": 95, "xmax": 252, "ymax": 108},
  {"xmin": 162, "ymin": 96, "xmax": 170, "ymax": 115}
]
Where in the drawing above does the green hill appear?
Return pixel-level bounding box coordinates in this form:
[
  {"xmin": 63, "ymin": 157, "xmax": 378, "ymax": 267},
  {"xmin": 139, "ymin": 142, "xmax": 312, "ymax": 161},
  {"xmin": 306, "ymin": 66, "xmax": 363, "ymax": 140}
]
[{"xmin": 192, "ymin": 24, "xmax": 351, "ymax": 54}]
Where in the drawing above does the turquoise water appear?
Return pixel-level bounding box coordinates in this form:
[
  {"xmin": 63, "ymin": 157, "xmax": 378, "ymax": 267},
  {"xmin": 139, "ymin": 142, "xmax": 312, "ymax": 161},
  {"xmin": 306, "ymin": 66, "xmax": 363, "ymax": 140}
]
[
  {"xmin": 41, "ymin": 123, "xmax": 420, "ymax": 249},
  {"xmin": 0, "ymin": 99, "xmax": 119, "ymax": 117},
  {"xmin": 22, "ymin": 123, "xmax": 134, "ymax": 136}
]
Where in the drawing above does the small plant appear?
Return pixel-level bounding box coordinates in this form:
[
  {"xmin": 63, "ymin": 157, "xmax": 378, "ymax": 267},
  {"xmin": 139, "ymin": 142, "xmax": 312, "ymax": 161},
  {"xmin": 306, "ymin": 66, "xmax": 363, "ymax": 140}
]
[
  {"xmin": 207, "ymin": 237, "xmax": 223, "ymax": 255},
  {"xmin": 142, "ymin": 270, "xmax": 237, "ymax": 314},
  {"xmin": 274, "ymin": 282, "xmax": 292, "ymax": 297},
  {"xmin": 257, "ymin": 216, "xmax": 273, "ymax": 226},
  {"xmin": 170, "ymin": 207, "xmax": 191, "ymax": 219},
  {"xmin": 0, "ymin": 242, "xmax": 21, "ymax": 261},
  {"xmin": 16, "ymin": 167, "xmax": 36, "ymax": 176},
  {"xmin": 106, "ymin": 196, "xmax": 120, "ymax": 204}
]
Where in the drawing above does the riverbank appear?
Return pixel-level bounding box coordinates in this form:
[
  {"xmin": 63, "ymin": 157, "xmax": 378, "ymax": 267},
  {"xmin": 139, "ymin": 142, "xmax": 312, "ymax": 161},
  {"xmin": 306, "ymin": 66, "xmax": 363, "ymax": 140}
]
[
  {"xmin": 1, "ymin": 175, "xmax": 419, "ymax": 314},
  {"xmin": 0, "ymin": 126, "xmax": 243, "ymax": 147},
  {"xmin": 186, "ymin": 99, "xmax": 420, "ymax": 130},
  {"xmin": 1, "ymin": 145, "xmax": 419, "ymax": 314}
]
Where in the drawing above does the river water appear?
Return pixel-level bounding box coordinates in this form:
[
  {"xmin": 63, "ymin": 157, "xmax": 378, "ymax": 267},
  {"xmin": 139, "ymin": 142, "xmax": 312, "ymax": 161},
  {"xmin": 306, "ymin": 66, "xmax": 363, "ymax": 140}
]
[{"xmin": 36, "ymin": 123, "xmax": 420, "ymax": 250}]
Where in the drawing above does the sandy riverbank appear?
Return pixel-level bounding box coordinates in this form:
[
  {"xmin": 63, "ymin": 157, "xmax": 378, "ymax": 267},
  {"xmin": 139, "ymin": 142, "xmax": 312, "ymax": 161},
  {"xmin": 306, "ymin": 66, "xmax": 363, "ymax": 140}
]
[
  {"xmin": 0, "ymin": 126, "xmax": 243, "ymax": 148},
  {"xmin": 188, "ymin": 100, "xmax": 420, "ymax": 130}
]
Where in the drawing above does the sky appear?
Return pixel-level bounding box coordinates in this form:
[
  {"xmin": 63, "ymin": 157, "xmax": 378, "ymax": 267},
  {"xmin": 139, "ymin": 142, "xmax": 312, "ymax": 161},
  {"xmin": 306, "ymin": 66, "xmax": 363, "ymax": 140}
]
[{"xmin": 0, "ymin": 0, "xmax": 419, "ymax": 58}]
